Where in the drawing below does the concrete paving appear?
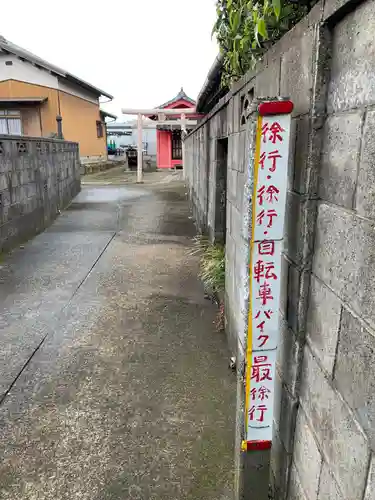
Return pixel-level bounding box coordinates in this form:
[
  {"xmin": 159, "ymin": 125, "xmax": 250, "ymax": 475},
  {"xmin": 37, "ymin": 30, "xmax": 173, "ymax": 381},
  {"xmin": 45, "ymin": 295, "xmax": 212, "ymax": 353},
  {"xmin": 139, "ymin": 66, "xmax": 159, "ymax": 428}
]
[
  {"xmin": 0, "ymin": 175, "xmax": 236, "ymax": 500},
  {"xmin": 81, "ymin": 165, "xmax": 170, "ymax": 185}
]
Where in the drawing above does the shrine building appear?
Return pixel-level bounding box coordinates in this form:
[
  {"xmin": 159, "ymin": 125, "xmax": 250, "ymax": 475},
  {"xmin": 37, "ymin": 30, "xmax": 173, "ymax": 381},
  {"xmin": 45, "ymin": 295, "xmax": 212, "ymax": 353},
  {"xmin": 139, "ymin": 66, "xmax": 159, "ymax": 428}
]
[{"xmin": 151, "ymin": 88, "xmax": 200, "ymax": 169}]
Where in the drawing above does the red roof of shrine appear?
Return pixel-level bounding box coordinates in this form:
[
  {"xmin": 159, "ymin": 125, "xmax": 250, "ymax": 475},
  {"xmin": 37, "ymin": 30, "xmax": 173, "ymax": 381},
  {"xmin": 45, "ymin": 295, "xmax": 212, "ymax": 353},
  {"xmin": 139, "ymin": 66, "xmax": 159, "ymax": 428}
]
[{"xmin": 157, "ymin": 88, "xmax": 196, "ymax": 109}]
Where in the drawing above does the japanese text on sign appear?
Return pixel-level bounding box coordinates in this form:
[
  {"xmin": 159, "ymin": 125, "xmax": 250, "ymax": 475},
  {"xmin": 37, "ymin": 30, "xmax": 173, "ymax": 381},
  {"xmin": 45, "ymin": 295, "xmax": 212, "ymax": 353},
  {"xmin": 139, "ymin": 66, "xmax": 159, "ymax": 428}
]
[
  {"xmin": 253, "ymin": 116, "xmax": 290, "ymax": 242},
  {"xmin": 248, "ymin": 351, "xmax": 276, "ymax": 429},
  {"xmin": 251, "ymin": 240, "xmax": 282, "ymax": 352},
  {"xmin": 245, "ymin": 107, "xmax": 292, "ymax": 444}
]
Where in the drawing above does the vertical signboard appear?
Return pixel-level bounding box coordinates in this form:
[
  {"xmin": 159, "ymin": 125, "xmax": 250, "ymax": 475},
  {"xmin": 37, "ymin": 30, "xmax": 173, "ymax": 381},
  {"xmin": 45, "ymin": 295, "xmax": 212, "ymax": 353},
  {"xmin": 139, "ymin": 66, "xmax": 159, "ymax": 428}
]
[{"xmin": 243, "ymin": 100, "xmax": 293, "ymax": 451}]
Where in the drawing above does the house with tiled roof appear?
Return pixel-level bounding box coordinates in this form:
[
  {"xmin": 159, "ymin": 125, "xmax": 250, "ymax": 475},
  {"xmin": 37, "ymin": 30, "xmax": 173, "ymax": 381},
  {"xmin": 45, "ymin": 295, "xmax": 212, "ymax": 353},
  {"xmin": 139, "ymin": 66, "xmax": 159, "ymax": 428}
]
[{"xmin": 0, "ymin": 36, "xmax": 115, "ymax": 162}]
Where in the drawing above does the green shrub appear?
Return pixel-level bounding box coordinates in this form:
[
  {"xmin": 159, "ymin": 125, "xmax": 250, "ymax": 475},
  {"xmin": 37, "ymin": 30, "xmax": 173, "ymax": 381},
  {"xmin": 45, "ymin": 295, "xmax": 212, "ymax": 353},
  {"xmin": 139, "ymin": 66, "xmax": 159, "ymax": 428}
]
[
  {"xmin": 212, "ymin": 0, "xmax": 319, "ymax": 86},
  {"xmin": 191, "ymin": 235, "xmax": 225, "ymax": 294}
]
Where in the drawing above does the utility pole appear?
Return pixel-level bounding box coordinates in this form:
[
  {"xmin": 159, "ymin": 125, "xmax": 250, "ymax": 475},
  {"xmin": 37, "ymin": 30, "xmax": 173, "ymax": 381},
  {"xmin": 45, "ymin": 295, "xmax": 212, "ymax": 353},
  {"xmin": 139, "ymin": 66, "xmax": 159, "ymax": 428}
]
[{"xmin": 137, "ymin": 113, "xmax": 143, "ymax": 183}]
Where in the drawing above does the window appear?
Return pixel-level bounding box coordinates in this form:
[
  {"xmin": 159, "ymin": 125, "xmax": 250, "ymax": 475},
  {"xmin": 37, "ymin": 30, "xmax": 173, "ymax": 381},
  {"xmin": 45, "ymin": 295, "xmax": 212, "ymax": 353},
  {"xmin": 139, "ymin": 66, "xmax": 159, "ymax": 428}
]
[
  {"xmin": 96, "ymin": 120, "xmax": 103, "ymax": 138},
  {"xmin": 0, "ymin": 110, "xmax": 22, "ymax": 135},
  {"xmin": 171, "ymin": 130, "xmax": 182, "ymax": 160}
]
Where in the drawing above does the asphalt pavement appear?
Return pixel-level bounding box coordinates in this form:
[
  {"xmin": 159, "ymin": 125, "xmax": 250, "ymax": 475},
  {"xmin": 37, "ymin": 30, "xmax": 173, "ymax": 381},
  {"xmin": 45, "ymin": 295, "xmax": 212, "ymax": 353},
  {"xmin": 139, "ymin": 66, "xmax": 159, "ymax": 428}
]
[{"xmin": 0, "ymin": 174, "xmax": 235, "ymax": 500}]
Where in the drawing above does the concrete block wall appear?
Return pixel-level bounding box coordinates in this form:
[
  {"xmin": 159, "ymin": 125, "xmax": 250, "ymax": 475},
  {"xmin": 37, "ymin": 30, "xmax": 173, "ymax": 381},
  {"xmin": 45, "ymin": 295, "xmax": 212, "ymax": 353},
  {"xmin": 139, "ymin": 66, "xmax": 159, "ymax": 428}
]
[
  {"xmin": 185, "ymin": 1, "xmax": 375, "ymax": 498},
  {"xmin": 0, "ymin": 135, "xmax": 80, "ymax": 252},
  {"xmin": 300, "ymin": 3, "xmax": 375, "ymax": 498}
]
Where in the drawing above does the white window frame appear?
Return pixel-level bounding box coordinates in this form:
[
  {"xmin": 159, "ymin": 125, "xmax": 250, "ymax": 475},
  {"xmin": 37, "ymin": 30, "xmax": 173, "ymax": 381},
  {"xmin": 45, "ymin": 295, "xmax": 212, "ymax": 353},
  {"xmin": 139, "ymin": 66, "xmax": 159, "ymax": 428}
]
[{"xmin": 0, "ymin": 110, "xmax": 22, "ymax": 135}]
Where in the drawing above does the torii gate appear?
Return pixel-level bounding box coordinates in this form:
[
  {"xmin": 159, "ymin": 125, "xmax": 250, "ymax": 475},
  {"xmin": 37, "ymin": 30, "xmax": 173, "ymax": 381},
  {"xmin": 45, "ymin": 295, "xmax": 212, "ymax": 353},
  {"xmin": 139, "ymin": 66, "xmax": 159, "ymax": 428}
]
[{"xmin": 121, "ymin": 107, "xmax": 200, "ymax": 183}]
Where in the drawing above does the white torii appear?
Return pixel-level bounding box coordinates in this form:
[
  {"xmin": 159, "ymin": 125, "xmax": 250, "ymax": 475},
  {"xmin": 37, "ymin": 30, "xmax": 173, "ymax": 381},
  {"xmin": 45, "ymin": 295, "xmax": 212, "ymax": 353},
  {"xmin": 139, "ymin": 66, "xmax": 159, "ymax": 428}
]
[{"xmin": 121, "ymin": 107, "xmax": 199, "ymax": 183}]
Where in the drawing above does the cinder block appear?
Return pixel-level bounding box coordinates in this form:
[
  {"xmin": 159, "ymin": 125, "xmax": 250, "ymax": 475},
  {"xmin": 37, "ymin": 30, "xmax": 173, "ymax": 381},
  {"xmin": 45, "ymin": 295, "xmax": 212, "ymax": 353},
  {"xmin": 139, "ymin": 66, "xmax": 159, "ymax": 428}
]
[
  {"xmin": 225, "ymin": 290, "xmax": 239, "ymax": 354},
  {"xmin": 287, "ymin": 117, "xmax": 298, "ymax": 193},
  {"xmin": 235, "ymin": 172, "xmax": 245, "ymax": 217},
  {"xmin": 0, "ymin": 174, "xmax": 7, "ymax": 191},
  {"xmin": 12, "ymin": 186, "xmax": 21, "ymax": 204},
  {"xmin": 234, "ymin": 223, "xmax": 248, "ymax": 273},
  {"xmin": 356, "ymin": 110, "xmax": 375, "ymax": 219},
  {"xmin": 209, "ymin": 160, "xmax": 217, "ymax": 191},
  {"xmin": 242, "ymin": 188, "xmax": 252, "ymax": 244},
  {"xmin": 289, "ymin": 464, "xmax": 308, "ymax": 500},
  {"xmin": 280, "ymin": 261, "xmax": 310, "ymax": 336},
  {"xmin": 271, "ymin": 429, "xmax": 292, "ymax": 500},
  {"xmin": 334, "ymin": 308, "xmax": 375, "ymax": 449},
  {"xmin": 328, "ymin": 0, "xmax": 375, "ymax": 112},
  {"xmin": 22, "ymin": 197, "xmax": 34, "ymax": 215},
  {"xmin": 226, "ymin": 296, "xmax": 240, "ymax": 352},
  {"xmin": 0, "ymin": 219, "xmax": 18, "ymax": 245},
  {"xmin": 0, "ymin": 158, "xmax": 10, "ymax": 174},
  {"xmin": 11, "ymin": 171, "xmax": 20, "ymax": 188},
  {"xmin": 238, "ymin": 130, "xmax": 247, "ymax": 174},
  {"xmin": 318, "ymin": 462, "xmax": 345, "ymax": 500},
  {"xmin": 226, "ymin": 200, "xmax": 232, "ymax": 239},
  {"xmin": 237, "ymin": 242, "xmax": 249, "ymax": 345},
  {"xmin": 284, "ymin": 191, "xmax": 317, "ymax": 267},
  {"xmin": 273, "ymin": 366, "xmax": 283, "ymax": 427},
  {"xmin": 0, "ymin": 138, "xmax": 79, "ymax": 251},
  {"xmin": 209, "ymin": 113, "xmax": 219, "ymax": 140},
  {"xmin": 319, "ymin": 112, "xmax": 362, "ymax": 208},
  {"xmin": 20, "ymin": 186, "xmax": 30, "ymax": 200},
  {"xmin": 279, "ymin": 255, "xmax": 288, "ymax": 320},
  {"xmin": 291, "ymin": 114, "xmax": 321, "ymax": 197},
  {"xmin": 232, "ymin": 93, "xmax": 241, "ymax": 134},
  {"xmin": 306, "ymin": 276, "xmax": 342, "ymax": 376},
  {"xmin": 273, "ymin": 369, "xmax": 298, "ymax": 453},
  {"xmin": 26, "ymin": 169, "xmax": 36, "ymax": 183},
  {"xmin": 300, "ymin": 345, "xmax": 370, "ymax": 499},
  {"xmin": 227, "ymin": 98, "xmax": 234, "ymax": 136},
  {"xmin": 227, "ymin": 167, "xmax": 238, "ymax": 205},
  {"xmin": 293, "ymin": 407, "xmax": 322, "ymax": 500},
  {"xmin": 209, "ymin": 139, "xmax": 216, "ymax": 164},
  {"xmin": 233, "ymin": 249, "xmax": 243, "ymax": 306},
  {"xmin": 313, "ymin": 203, "xmax": 375, "ymax": 330},
  {"xmin": 228, "ymin": 133, "xmax": 240, "ymax": 172},
  {"xmin": 217, "ymin": 106, "xmax": 228, "ymax": 138},
  {"xmin": 225, "ymin": 234, "xmax": 235, "ymax": 280},
  {"xmin": 280, "ymin": 26, "xmax": 315, "ymax": 116},
  {"xmin": 364, "ymin": 455, "xmax": 375, "ymax": 500},
  {"xmin": 277, "ymin": 319, "xmax": 303, "ymax": 397},
  {"xmin": 1, "ymin": 190, "xmax": 11, "ymax": 207},
  {"xmin": 255, "ymin": 54, "xmax": 281, "ymax": 99}
]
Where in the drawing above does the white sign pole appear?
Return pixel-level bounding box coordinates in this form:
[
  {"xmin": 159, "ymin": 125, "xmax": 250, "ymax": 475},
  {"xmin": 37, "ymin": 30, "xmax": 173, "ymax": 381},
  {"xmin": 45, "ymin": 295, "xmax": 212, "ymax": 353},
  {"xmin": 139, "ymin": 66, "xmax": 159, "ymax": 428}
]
[
  {"xmin": 243, "ymin": 100, "xmax": 293, "ymax": 451},
  {"xmin": 181, "ymin": 112, "xmax": 186, "ymax": 180},
  {"xmin": 137, "ymin": 113, "xmax": 143, "ymax": 183}
]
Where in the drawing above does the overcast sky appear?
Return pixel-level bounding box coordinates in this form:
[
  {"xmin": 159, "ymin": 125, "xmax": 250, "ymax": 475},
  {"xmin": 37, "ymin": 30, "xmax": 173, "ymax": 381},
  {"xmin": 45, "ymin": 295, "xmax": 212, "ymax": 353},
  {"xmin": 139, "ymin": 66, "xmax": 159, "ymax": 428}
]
[{"xmin": 1, "ymin": 0, "xmax": 218, "ymax": 119}]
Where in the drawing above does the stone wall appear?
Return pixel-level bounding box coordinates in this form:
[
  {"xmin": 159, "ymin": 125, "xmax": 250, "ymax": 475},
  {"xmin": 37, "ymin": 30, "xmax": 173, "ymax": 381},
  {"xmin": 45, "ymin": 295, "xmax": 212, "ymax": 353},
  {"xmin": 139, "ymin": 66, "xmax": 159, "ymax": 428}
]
[
  {"xmin": 184, "ymin": 0, "xmax": 375, "ymax": 498},
  {"xmin": 0, "ymin": 135, "xmax": 80, "ymax": 252}
]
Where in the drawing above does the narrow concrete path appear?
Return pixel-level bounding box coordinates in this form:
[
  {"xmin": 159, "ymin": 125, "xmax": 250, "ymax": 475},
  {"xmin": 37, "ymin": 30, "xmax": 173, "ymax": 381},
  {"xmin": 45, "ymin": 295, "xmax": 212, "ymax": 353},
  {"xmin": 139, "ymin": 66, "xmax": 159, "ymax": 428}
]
[{"xmin": 0, "ymin": 179, "xmax": 235, "ymax": 500}]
